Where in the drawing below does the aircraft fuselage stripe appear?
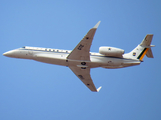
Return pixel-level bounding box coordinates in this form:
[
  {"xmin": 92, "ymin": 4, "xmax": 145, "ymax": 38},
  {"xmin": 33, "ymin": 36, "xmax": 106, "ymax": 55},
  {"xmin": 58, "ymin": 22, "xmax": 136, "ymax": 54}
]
[{"xmin": 137, "ymin": 48, "xmax": 149, "ymax": 60}]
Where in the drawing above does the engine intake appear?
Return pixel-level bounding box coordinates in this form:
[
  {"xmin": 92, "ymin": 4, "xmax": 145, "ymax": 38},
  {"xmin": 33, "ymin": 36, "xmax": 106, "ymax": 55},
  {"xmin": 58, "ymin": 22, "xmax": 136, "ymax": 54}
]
[{"xmin": 99, "ymin": 46, "xmax": 124, "ymax": 57}]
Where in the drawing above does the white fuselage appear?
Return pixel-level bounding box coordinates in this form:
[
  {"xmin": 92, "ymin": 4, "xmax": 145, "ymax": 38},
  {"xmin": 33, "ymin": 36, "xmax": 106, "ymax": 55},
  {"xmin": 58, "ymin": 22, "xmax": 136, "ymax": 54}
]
[
  {"xmin": 2, "ymin": 21, "xmax": 154, "ymax": 92},
  {"xmin": 3, "ymin": 47, "xmax": 141, "ymax": 69}
]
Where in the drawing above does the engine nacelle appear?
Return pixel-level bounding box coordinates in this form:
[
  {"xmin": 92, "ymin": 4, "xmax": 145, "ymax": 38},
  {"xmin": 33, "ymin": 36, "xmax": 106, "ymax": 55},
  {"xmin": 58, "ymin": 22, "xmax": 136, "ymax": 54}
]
[{"xmin": 99, "ymin": 46, "xmax": 124, "ymax": 57}]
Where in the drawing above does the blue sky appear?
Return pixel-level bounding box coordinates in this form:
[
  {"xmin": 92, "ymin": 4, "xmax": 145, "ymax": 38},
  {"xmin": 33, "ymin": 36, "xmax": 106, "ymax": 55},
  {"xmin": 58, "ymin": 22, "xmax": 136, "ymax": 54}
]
[{"xmin": 1, "ymin": 0, "xmax": 161, "ymax": 120}]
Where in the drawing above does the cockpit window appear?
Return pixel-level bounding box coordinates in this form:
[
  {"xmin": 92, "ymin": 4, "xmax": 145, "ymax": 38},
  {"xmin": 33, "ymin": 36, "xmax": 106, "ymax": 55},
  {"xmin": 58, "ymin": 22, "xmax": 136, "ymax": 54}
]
[{"xmin": 22, "ymin": 46, "xmax": 26, "ymax": 48}]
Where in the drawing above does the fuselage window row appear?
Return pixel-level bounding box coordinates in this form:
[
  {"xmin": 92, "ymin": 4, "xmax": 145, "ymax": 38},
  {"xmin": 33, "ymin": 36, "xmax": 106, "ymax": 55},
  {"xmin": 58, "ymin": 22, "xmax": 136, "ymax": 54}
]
[{"xmin": 22, "ymin": 46, "xmax": 71, "ymax": 53}]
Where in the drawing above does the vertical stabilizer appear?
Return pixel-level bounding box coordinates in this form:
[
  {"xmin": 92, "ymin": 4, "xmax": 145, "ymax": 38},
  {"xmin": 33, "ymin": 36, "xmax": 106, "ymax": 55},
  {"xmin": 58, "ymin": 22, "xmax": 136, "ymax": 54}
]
[
  {"xmin": 124, "ymin": 34, "xmax": 154, "ymax": 61},
  {"xmin": 146, "ymin": 48, "xmax": 154, "ymax": 58}
]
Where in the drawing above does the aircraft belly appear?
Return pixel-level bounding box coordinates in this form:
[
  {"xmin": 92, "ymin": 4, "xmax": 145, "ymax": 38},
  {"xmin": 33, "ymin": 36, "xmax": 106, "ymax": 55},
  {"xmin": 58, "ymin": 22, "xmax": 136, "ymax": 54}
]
[
  {"xmin": 35, "ymin": 58, "xmax": 67, "ymax": 66},
  {"xmin": 122, "ymin": 60, "xmax": 141, "ymax": 67},
  {"xmin": 90, "ymin": 56, "xmax": 123, "ymax": 68}
]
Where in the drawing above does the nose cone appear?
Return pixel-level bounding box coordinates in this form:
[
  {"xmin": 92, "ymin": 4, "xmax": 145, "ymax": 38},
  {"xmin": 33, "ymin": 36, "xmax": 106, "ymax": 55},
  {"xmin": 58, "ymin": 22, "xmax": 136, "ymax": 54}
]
[
  {"xmin": 3, "ymin": 50, "xmax": 17, "ymax": 57},
  {"xmin": 3, "ymin": 51, "xmax": 12, "ymax": 57}
]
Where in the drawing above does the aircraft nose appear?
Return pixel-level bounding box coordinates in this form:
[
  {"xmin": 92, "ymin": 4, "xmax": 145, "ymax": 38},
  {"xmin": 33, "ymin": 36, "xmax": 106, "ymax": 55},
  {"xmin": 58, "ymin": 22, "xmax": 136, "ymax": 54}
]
[{"xmin": 3, "ymin": 51, "xmax": 14, "ymax": 57}]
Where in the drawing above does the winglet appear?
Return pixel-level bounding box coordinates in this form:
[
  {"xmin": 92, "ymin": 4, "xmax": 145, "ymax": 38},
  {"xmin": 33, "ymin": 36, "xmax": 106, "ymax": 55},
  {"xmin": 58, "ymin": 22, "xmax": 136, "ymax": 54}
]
[
  {"xmin": 97, "ymin": 86, "xmax": 102, "ymax": 92},
  {"xmin": 93, "ymin": 21, "xmax": 101, "ymax": 28}
]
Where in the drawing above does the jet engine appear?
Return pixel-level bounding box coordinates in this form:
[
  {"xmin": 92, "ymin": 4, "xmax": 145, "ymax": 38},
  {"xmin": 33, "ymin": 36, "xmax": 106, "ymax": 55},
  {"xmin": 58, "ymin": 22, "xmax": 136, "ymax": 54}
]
[{"xmin": 99, "ymin": 46, "xmax": 124, "ymax": 57}]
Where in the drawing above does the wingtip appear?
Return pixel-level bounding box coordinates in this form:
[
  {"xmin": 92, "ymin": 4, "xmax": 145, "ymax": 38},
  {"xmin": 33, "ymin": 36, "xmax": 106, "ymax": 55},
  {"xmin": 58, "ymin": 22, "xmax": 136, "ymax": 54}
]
[
  {"xmin": 97, "ymin": 86, "xmax": 102, "ymax": 92},
  {"xmin": 93, "ymin": 21, "xmax": 101, "ymax": 28}
]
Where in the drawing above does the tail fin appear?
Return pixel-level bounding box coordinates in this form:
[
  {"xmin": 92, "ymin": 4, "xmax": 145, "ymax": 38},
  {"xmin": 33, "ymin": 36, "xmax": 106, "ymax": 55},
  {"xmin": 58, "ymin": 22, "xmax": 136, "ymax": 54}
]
[{"xmin": 124, "ymin": 34, "xmax": 155, "ymax": 61}]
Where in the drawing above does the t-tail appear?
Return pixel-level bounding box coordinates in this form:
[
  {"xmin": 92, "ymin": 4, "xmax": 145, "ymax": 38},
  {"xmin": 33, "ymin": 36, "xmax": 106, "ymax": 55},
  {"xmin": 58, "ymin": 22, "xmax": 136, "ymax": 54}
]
[{"xmin": 124, "ymin": 34, "xmax": 155, "ymax": 61}]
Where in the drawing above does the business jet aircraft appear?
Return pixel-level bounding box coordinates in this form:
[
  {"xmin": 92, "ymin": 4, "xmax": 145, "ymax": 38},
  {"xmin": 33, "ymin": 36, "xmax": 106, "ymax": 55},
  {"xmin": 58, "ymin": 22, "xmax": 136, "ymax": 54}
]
[{"xmin": 3, "ymin": 21, "xmax": 154, "ymax": 92}]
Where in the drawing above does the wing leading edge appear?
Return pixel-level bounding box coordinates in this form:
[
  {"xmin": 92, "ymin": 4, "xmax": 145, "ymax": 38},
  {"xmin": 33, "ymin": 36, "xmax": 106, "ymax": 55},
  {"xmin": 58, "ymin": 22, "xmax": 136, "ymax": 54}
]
[
  {"xmin": 67, "ymin": 21, "xmax": 101, "ymax": 61},
  {"xmin": 67, "ymin": 21, "xmax": 101, "ymax": 92}
]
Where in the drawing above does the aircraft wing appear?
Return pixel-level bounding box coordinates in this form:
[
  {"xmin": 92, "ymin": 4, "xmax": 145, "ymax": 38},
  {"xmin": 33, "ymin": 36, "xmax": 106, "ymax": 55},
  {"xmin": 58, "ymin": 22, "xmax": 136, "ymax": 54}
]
[
  {"xmin": 67, "ymin": 21, "xmax": 101, "ymax": 61},
  {"xmin": 69, "ymin": 66, "xmax": 101, "ymax": 92}
]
